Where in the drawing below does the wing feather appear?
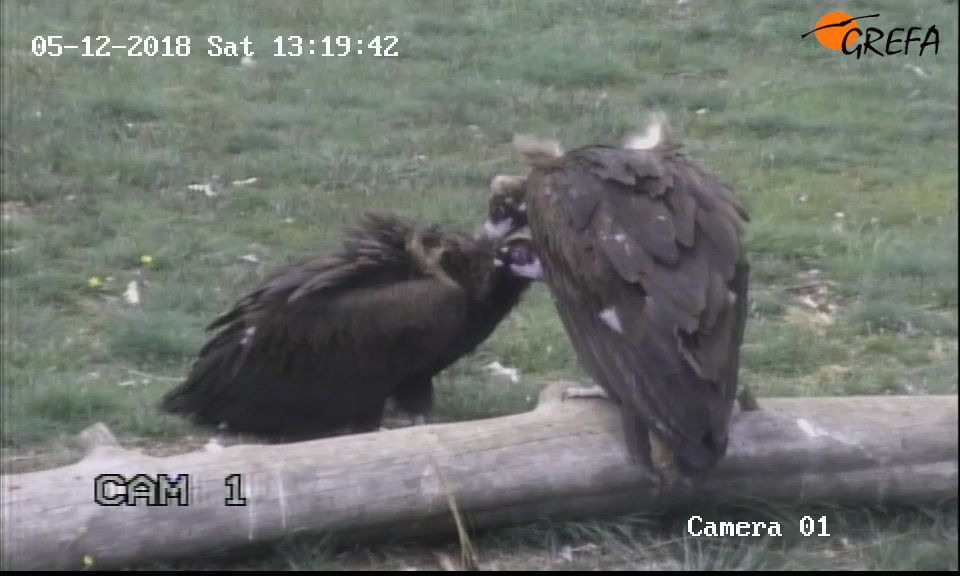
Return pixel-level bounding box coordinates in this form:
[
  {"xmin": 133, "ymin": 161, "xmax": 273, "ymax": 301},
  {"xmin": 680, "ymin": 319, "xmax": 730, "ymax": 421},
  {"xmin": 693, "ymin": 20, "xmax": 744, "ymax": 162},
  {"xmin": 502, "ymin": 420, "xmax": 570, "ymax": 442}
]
[
  {"xmin": 605, "ymin": 189, "xmax": 679, "ymax": 266},
  {"xmin": 666, "ymin": 188, "xmax": 697, "ymax": 248}
]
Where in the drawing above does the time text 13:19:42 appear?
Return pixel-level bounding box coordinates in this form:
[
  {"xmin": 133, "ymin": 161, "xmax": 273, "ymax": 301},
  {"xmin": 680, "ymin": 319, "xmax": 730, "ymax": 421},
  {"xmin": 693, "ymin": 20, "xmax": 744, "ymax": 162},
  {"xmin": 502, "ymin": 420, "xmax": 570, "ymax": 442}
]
[{"xmin": 273, "ymin": 35, "xmax": 398, "ymax": 57}]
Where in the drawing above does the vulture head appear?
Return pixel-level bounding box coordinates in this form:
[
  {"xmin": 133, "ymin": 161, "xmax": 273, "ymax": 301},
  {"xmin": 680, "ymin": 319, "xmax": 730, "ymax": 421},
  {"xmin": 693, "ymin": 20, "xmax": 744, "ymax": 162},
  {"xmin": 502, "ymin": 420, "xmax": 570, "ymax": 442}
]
[
  {"xmin": 493, "ymin": 228, "xmax": 543, "ymax": 280},
  {"xmin": 481, "ymin": 113, "xmax": 673, "ymax": 242},
  {"xmin": 483, "ymin": 174, "xmax": 529, "ymax": 240}
]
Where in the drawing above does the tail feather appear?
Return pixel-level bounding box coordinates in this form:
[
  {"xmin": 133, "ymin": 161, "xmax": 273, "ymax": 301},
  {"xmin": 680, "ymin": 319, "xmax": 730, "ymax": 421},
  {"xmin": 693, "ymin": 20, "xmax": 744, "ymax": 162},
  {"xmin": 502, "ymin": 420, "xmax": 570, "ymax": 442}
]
[
  {"xmin": 159, "ymin": 322, "xmax": 255, "ymax": 422},
  {"xmin": 673, "ymin": 430, "xmax": 728, "ymax": 482}
]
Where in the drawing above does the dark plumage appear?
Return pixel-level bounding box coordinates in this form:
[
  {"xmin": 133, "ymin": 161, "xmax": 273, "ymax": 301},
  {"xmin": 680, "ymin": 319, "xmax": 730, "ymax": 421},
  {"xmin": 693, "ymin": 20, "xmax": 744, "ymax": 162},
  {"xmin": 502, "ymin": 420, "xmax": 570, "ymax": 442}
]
[
  {"xmin": 160, "ymin": 213, "xmax": 541, "ymax": 441},
  {"xmin": 482, "ymin": 116, "xmax": 752, "ymax": 485}
]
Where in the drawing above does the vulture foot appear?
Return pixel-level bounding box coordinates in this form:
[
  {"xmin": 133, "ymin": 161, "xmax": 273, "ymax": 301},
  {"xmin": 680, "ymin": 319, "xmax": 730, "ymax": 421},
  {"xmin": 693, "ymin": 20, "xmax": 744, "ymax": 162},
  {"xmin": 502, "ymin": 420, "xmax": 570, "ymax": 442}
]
[{"xmin": 561, "ymin": 384, "xmax": 610, "ymax": 402}]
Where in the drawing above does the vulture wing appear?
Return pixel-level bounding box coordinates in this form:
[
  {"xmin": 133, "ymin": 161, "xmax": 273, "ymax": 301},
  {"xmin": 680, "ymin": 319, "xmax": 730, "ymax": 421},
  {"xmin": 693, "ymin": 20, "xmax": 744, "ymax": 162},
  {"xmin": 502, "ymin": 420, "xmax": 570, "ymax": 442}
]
[
  {"xmin": 161, "ymin": 215, "xmax": 471, "ymax": 438},
  {"xmin": 526, "ymin": 144, "xmax": 750, "ymax": 478}
]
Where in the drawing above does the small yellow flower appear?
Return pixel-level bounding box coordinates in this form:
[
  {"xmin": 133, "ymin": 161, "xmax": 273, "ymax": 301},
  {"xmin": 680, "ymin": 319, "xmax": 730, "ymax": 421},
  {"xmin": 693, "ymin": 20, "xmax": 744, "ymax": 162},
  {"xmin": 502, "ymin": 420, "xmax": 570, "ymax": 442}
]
[
  {"xmin": 82, "ymin": 554, "xmax": 94, "ymax": 568},
  {"xmin": 140, "ymin": 254, "xmax": 154, "ymax": 266},
  {"xmin": 87, "ymin": 276, "xmax": 102, "ymax": 289}
]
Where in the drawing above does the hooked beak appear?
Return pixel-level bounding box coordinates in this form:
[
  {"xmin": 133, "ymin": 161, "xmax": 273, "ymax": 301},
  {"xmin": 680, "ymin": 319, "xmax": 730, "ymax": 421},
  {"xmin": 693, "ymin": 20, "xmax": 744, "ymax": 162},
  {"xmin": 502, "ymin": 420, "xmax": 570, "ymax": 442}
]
[
  {"xmin": 510, "ymin": 259, "xmax": 543, "ymax": 280},
  {"xmin": 508, "ymin": 244, "xmax": 543, "ymax": 280},
  {"xmin": 482, "ymin": 218, "xmax": 515, "ymax": 240}
]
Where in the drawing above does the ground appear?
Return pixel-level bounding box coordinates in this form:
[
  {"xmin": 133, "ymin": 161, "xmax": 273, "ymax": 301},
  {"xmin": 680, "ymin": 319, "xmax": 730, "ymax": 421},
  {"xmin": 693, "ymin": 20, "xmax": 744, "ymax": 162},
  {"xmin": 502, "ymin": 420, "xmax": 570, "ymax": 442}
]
[{"xmin": 1, "ymin": 0, "xmax": 957, "ymax": 570}]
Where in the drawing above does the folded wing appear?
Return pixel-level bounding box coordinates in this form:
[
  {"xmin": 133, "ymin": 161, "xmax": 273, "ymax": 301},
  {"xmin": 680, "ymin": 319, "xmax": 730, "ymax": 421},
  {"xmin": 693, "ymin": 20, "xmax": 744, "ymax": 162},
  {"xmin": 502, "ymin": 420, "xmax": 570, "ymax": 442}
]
[{"xmin": 527, "ymin": 143, "xmax": 750, "ymax": 477}]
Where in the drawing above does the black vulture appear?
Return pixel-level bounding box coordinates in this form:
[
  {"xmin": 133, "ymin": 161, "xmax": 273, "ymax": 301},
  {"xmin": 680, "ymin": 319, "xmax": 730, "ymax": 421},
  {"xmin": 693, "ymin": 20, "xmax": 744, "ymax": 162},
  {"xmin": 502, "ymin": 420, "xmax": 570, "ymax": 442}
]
[
  {"xmin": 481, "ymin": 116, "xmax": 753, "ymax": 485},
  {"xmin": 159, "ymin": 213, "xmax": 542, "ymax": 441}
]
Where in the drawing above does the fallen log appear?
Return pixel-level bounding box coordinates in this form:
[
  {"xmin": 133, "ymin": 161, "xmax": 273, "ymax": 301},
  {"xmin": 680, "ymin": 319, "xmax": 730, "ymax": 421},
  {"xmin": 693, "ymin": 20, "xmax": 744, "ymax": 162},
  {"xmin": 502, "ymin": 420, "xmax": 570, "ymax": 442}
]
[{"xmin": 1, "ymin": 382, "xmax": 957, "ymax": 571}]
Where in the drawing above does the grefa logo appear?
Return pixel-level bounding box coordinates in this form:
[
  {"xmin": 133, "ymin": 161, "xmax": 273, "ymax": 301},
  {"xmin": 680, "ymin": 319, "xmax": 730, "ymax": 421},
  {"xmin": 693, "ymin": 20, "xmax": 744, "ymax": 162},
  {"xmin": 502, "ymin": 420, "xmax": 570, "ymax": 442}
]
[{"xmin": 802, "ymin": 12, "xmax": 940, "ymax": 59}]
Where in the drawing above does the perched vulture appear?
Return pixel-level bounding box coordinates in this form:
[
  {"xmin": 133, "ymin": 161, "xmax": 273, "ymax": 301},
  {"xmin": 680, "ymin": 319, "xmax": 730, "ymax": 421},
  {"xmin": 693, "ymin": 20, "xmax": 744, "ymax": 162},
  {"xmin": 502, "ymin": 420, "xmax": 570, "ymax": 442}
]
[
  {"xmin": 482, "ymin": 116, "xmax": 752, "ymax": 485},
  {"xmin": 160, "ymin": 213, "xmax": 542, "ymax": 441}
]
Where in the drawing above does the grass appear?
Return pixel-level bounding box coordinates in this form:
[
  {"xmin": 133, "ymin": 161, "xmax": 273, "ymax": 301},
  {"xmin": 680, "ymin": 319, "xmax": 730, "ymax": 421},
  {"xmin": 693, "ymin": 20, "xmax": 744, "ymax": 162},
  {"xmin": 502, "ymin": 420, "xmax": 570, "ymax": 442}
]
[{"xmin": 1, "ymin": 0, "xmax": 957, "ymax": 570}]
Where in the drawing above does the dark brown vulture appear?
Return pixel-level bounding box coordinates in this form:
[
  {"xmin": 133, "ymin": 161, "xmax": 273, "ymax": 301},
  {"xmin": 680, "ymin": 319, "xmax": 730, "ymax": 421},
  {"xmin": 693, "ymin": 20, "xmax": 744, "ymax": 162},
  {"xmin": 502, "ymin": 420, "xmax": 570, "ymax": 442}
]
[
  {"xmin": 159, "ymin": 213, "xmax": 542, "ymax": 441},
  {"xmin": 481, "ymin": 116, "xmax": 752, "ymax": 485}
]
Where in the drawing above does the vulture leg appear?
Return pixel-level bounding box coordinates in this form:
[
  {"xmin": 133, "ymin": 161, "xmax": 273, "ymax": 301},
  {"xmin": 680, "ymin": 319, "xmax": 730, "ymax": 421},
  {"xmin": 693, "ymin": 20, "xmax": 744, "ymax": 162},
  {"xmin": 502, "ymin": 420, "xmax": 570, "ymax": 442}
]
[
  {"xmin": 648, "ymin": 432, "xmax": 685, "ymax": 486},
  {"xmin": 392, "ymin": 375, "xmax": 434, "ymax": 426},
  {"xmin": 621, "ymin": 411, "xmax": 662, "ymax": 484},
  {"xmin": 561, "ymin": 384, "xmax": 611, "ymax": 401},
  {"xmin": 620, "ymin": 413, "xmax": 686, "ymax": 487}
]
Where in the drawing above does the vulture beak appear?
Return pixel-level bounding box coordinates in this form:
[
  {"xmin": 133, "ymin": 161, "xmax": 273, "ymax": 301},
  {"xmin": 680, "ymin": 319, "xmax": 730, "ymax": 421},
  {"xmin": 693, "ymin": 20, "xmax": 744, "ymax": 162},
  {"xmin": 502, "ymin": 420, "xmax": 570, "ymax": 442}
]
[
  {"xmin": 504, "ymin": 227, "xmax": 533, "ymax": 242},
  {"xmin": 482, "ymin": 218, "xmax": 516, "ymax": 240},
  {"xmin": 509, "ymin": 249, "xmax": 543, "ymax": 280},
  {"xmin": 503, "ymin": 228, "xmax": 542, "ymax": 280}
]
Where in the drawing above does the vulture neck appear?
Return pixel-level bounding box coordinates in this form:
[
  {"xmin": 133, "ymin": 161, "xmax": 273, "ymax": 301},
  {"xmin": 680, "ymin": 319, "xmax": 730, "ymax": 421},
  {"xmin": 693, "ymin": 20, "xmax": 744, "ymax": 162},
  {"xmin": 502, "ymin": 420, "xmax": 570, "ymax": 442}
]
[
  {"xmin": 457, "ymin": 241, "xmax": 532, "ymax": 310},
  {"xmin": 486, "ymin": 272, "xmax": 532, "ymax": 309}
]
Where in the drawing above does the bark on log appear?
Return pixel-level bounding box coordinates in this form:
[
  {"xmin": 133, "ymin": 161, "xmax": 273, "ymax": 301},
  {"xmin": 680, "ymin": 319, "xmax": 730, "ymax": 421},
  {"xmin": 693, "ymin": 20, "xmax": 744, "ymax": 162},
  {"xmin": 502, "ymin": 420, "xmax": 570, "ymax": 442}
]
[{"xmin": 1, "ymin": 383, "xmax": 957, "ymax": 571}]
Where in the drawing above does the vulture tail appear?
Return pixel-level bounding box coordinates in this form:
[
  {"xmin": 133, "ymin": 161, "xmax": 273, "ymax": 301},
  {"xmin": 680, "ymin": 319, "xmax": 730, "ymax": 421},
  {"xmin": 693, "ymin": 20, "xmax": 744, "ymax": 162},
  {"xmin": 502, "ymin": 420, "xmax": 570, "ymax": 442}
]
[
  {"xmin": 622, "ymin": 411, "xmax": 728, "ymax": 485},
  {"xmin": 158, "ymin": 323, "xmax": 250, "ymax": 424},
  {"xmin": 673, "ymin": 430, "xmax": 729, "ymax": 482}
]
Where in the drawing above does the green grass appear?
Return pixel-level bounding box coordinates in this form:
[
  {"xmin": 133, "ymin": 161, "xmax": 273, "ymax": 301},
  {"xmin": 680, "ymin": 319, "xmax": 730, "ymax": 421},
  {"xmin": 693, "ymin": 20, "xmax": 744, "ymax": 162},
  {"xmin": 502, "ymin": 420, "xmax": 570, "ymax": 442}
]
[{"xmin": 2, "ymin": 0, "xmax": 957, "ymax": 570}]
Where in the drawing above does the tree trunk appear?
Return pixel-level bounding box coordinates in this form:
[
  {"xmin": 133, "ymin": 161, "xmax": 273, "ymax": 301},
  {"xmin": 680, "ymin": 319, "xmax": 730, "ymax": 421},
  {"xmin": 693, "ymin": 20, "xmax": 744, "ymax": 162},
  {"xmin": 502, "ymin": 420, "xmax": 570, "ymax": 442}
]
[{"xmin": 1, "ymin": 382, "xmax": 956, "ymax": 571}]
